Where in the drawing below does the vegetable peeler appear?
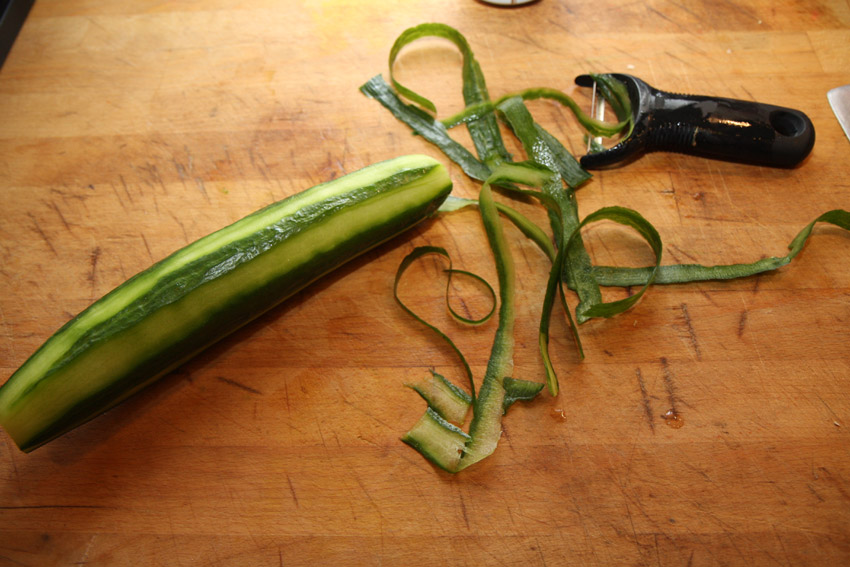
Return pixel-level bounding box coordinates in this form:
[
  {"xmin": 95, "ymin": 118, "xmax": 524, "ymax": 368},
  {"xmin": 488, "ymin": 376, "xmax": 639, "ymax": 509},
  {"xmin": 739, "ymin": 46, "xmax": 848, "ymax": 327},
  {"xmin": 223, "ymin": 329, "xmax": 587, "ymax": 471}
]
[{"xmin": 575, "ymin": 73, "xmax": 815, "ymax": 169}]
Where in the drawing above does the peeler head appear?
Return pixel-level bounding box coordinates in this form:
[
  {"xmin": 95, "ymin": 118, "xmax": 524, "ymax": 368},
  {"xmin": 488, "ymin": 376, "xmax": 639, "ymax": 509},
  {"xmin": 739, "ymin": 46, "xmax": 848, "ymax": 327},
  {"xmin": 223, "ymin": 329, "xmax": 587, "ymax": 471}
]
[
  {"xmin": 574, "ymin": 73, "xmax": 644, "ymax": 168},
  {"xmin": 574, "ymin": 73, "xmax": 815, "ymax": 169}
]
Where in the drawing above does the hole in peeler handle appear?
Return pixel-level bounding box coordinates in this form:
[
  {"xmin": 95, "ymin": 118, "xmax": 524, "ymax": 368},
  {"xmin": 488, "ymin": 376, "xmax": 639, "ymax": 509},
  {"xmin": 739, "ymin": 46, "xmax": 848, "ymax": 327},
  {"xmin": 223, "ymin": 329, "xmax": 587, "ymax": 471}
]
[{"xmin": 770, "ymin": 110, "xmax": 807, "ymax": 137}]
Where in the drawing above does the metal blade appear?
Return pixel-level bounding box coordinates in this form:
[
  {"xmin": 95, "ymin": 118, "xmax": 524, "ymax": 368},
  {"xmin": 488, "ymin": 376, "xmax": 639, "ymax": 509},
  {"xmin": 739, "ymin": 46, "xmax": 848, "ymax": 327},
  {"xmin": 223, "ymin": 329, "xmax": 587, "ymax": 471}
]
[
  {"xmin": 828, "ymin": 85, "xmax": 850, "ymax": 143},
  {"xmin": 586, "ymin": 81, "xmax": 606, "ymax": 153}
]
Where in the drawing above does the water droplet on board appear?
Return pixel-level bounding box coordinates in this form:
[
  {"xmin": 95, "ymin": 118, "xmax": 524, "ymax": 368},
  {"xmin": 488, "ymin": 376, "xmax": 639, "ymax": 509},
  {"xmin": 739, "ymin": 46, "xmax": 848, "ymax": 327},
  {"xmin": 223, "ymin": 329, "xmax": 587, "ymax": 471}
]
[
  {"xmin": 662, "ymin": 409, "xmax": 685, "ymax": 429},
  {"xmin": 551, "ymin": 408, "xmax": 567, "ymax": 422}
]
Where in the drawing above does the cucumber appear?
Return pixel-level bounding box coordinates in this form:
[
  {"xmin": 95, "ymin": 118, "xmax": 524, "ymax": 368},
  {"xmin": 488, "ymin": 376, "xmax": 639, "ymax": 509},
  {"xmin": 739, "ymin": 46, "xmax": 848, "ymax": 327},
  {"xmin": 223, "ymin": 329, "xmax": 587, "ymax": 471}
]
[{"xmin": 0, "ymin": 154, "xmax": 452, "ymax": 452}]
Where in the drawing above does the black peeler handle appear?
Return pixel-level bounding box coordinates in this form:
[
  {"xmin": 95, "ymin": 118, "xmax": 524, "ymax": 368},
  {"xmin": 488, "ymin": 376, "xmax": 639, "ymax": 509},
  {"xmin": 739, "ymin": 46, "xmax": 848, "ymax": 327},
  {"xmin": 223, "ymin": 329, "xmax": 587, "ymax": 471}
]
[{"xmin": 576, "ymin": 74, "xmax": 816, "ymax": 169}]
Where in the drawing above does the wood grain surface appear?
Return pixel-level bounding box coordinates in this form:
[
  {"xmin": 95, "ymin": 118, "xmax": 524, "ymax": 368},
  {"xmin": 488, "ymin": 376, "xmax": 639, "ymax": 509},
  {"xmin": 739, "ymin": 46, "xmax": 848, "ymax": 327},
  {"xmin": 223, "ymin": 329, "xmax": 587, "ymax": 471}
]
[{"xmin": 1, "ymin": 0, "xmax": 849, "ymax": 565}]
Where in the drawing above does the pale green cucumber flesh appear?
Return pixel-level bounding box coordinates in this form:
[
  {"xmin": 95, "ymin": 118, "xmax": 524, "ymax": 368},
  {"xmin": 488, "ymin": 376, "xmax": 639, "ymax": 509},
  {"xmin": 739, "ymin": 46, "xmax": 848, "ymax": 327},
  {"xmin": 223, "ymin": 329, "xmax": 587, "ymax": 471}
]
[
  {"xmin": 406, "ymin": 370, "xmax": 471, "ymax": 425},
  {"xmin": 0, "ymin": 154, "xmax": 452, "ymax": 452},
  {"xmin": 401, "ymin": 408, "xmax": 470, "ymax": 473}
]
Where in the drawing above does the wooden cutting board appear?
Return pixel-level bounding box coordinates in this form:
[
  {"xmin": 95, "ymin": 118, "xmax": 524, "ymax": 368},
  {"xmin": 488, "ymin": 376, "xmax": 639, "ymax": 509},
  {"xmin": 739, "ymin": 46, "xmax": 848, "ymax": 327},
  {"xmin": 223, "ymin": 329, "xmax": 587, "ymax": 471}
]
[{"xmin": 1, "ymin": 1, "xmax": 848, "ymax": 565}]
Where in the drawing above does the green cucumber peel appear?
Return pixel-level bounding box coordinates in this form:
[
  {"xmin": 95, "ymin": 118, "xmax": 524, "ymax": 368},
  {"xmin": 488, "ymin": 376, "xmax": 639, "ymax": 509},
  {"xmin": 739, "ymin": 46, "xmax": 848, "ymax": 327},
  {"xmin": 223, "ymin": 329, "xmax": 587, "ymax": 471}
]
[
  {"xmin": 585, "ymin": 73, "xmax": 633, "ymax": 135},
  {"xmin": 388, "ymin": 22, "xmax": 510, "ymax": 168},
  {"xmin": 361, "ymin": 75, "xmax": 491, "ymax": 182},
  {"xmin": 495, "ymin": 97, "xmax": 603, "ymax": 324},
  {"xmin": 442, "ymin": 86, "xmax": 629, "ymax": 139},
  {"xmin": 435, "ymin": 171, "xmax": 581, "ymax": 396},
  {"xmin": 503, "ymin": 378, "xmax": 545, "ymax": 413},
  {"xmin": 456, "ymin": 169, "xmax": 519, "ymax": 470},
  {"xmin": 394, "ymin": 245, "xmax": 498, "ymax": 403},
  {"xmin": 589, "ymin": 209, "xmax": 850, "ymax": 287},
  {"xmin": 439, "ymin": 196, "xmax": 556, "ymax": 261},
  {"xmin": 568, "ymin": 206, "xmax": 662, "ymax": 320},
  {"xmin": 399, "ymin": 166, "xmax": 548, "ymax": 472},
  {"xmin": 364, "ymin": 22, "xmax": 850, "ymax": 472}
]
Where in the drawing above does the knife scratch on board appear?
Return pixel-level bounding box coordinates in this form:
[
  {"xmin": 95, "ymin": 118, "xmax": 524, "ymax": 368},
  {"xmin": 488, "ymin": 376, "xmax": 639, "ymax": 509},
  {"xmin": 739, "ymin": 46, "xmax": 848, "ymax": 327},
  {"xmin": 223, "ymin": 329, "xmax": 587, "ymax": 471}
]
[
  {"xmin": 77, "ymin": 534, "xmax": 98, "ymax": 565},
  {"xmin": 216, "ymin": 376, "xmax": 263, "ymax": 396},
  {"xmin": 117, "ymin": 174, "xmax": 133, "ymax": 206},
  {"xmin": 27, "ymin": 212, "xmax": 57, "ymax": 256},
  {"xmin": 286, "ymin": 474, "xmax": 300, "ymax": 508},
  {"xmin": 661, "ymin": 358, "xmax": 687, "ymax": 429},
  {"xmin": 46, "ymin": 200, "xmax": 72, "ymax": 233},
  {"xmin": 87, "ymin": 246, "xmax": 102, "ymax": 297},
  {"xmin": 677, "ymin": 303, "xmax": 702, "ymax": 360},
  {"xmin": 737, "ymin": 310, "xmax": 748, "ymax": 338},
  {"xmin": 635, "ymin": 368, "xmax": 656, "ymax": 433}
]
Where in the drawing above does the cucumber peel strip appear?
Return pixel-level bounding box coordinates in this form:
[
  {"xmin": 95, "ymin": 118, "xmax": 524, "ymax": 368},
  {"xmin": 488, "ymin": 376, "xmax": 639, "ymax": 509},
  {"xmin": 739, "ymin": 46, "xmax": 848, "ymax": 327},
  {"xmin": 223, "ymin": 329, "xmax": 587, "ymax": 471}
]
[
  {"xmin": 589, "ymin": 209, "xmax": 850, "ymax": 287},
  {"xmin": 361, "ymin": 75, "xmax": 491, "ymax": 182},
  {"xmin": 495, "ymin": 97, "xmax": 602, "ymax": 323},
  {"xmin": 365, "ymin": 22, "xmax": 850, "ymax": 471},
  {"xmin": 440, "ymin": 196, "xmax": 556, "ymax": 260},
  {"xmin": 439, "ymin": 188, "xmax": 580, "ymax": 396},
  {"xmin": 442, "ymin": 86, "xmax": 628, "ymax": 138},
  {"xmin": 394, "ymin": 245, "xmax": 497, "ymax": 402},
  {"xmin": 405, "ymin": 369, "xmax": 472, "ymax": 425},
  {"xmin": 400, "ymin": 166, "xmax": 547, "ymax": 472},
  {"xmin": 503, "ymin": 377, "xmax": 545, "ymax": 412},
  {"xmin": 568, "ymin": 206, "xmax": 662, "ymax": 320},
  {"xmin": 389, "ymin": 22, "xmax": 510, "ymax": 168}
]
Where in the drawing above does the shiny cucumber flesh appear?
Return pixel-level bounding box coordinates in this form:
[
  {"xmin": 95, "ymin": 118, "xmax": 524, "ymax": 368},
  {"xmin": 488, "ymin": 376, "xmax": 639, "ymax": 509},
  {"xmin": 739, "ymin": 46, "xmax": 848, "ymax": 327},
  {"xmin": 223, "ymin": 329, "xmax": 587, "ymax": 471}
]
[{"xmin": 0, "ymin": 154, "xmax": 452, "ymax": 452}]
